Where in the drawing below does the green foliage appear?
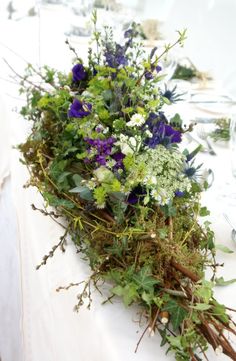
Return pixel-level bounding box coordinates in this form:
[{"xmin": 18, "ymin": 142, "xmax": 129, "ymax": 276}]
[
  {"xmin": 215, "ymin": 276, "xmax": 236, "ymax": 286},
  {"xmin": 43, "ymin": 192, "xmax": 74, "ymax": 209},
  {"xmin": 215, "ymin": 244, "xmax": 234, "ymax": 253},
  {"xmin": 132, "ymin": 266, "xmax": 158, "ymax": 293},
  {"xmin": 164, "ymin": 300, "xmax": 188, "ymax": 331}
]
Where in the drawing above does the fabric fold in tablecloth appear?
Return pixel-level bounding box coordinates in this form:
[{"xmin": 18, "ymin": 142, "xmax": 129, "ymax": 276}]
[{"xmin": 0, "ymin": 94, "xmax": 11, "ymax": 191}]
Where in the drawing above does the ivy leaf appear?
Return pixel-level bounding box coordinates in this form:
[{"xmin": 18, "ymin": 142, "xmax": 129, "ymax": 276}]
[
  {"xmin": 199, "ymin": 206, "xmax": 210, "ymax": 217},
  {"xmin": 132, "ymin": 266, "xmax": 158, "ymax": 292},
  {"xmin": 111, "ymin": 285, "xmax": 124, "ymax": 297},
  {"xmin": 123, "ymin": 284, "xmax": 139, "ymax": 306},
  {"xmin": 111, "ymin": 283, "xmax": 138, "ymax": 306},
  {"xmin": 215, "ymin": 276, "xmax": 236, "ymax": 286},
  {"xmin": 141, "ymin": 291, "xmax": 153, "ymax": 306},
  {"xmin": 194, "ymin": 280, "xmax": 213, "ymax": 303},
  {"xmin": 164, "ymin": 300, "xmax": 188, "ymax": 331},
  {"xmin": 159, "ymin": 328, "xmax": 168, "ymax": 347},
  {"xmin": 211, "ymin": 302, "xmax": 229, "ymax": 323},
  {"xmin": 215, "ymin": 244, "xmax": 234, "ymax": 253}
]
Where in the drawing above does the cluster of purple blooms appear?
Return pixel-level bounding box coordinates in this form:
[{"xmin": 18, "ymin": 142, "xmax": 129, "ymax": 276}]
[
  {"xmin": 144, "ymin": 112, "xmax": 182, "ymax": 148},
  {"xmin": 72, "ymin": 63, "xmax": 87, "ymax": 82},
  {"xmin": 84, "ymin": 137, "xmax": 116, "ymax": 166},
  {"xmin": 104, "ymin": 43, "xmax": 128, "ymax": 68},
  {"xmin": 68, "ymin": 99, "xmax": 92, "ymax": 118}
]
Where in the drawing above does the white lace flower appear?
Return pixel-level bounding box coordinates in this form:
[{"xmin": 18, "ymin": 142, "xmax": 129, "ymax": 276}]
[{"xmin": 126, "ymin": 113, "xmax": 145, "ymax": 127}]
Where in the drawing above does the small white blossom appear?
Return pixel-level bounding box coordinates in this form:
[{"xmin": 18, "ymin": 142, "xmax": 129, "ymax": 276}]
[
  {"xmin": 126, "ymin": 113, "xmax": 145, "ymax": 127},
  {"xmin": 148, "ymin": 327, "xmax": 155, "ymax": 337},
  {"xmin": 144, "ymin": 175, "xmax": 157, "ymax": 186},
  {"xmin": 106, "ymin": 159, "xmax": 116, "ymax": 168},
  {"xmin": 63, "ymin": 85, "xmax": 71, "ymax": 91},
  {"xmin": 96, "ymin": 202, "xmax": 106, "ymax": 209},
  {"xmin": 215, "ymin": 345, "xmax": 223, "ymax": 356},
  {"xmin": 87, "ymin": 180, "xmax": 96, "ymax": 190},
  {"xmin": 161, "ymin": 317, "xmax": 169, "ymax": 325},
  {"xmin": 145, "ymin": 130, "xmax": 153, "ymax": 138},
  {"xmin": 116, "ymin": 135, "xmax": 140, "ymax": 155}
]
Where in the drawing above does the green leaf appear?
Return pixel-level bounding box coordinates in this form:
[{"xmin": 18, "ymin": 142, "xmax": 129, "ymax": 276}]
[
  {"xmin": 111, "ymin": 283, "xmax": 138, "ymax": 306},
  {"xmin": 132, "ymin": 266, "xmax": 158, "ymax": 292},
  {"xmin": 123, "ymin": 284, "xmax": 139, "ymax": 306},
  {"xmin": 163, "ymin": 300, "xmax": 188, "ymax": 331},
  {"xmin": 159, "ymin": 328, "xmax": 168, "ymax": 347},
  {"xmin": 215, "ymin": 276, "xmax": 236, "ymax": 286},
  {"xmin": 69, "ymin": 186, "xmax": 93, "ymax": 201},
  {"xmin": 191, "ymin": 303, "xmax": 212, "ymax": 311},
  {"xmin": 199, "ymin": 206, "xmax": 210, "ymax": 217},
  {"xmin": 211, "ymin": 301, "xmax": 229, "ymax": 323},
  {"xmin": 43, "ymin": 192, "xmax": 74, "ymax": 209},
  {"xmin": 215, "ymin": 244, "xmax": 234, "ymax": 253},
  {"xmin": 194, "ymin": 280, "xmax": 213, "ymax": 303},
  {"xmin": 167, "ymin": 335, "xmax": 182, "ymax": 349},
  {"xmin": 72, "ymin": 174, "xmax": 83, "ymax": 186},
  {"xmin": 158, "ymin": 228, "xmax": 168, "ymax": 240},
  {"xmin": 141, "ymin": 291, "xmax": 153, "ymax": 306},
  {"xmin": 111, "ymin": 285, "xmax": 124, "ymax": 297}
]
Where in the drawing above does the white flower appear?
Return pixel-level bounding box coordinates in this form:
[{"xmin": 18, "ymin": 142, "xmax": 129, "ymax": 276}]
[
  {"xmin": 145, "ymin": 130, "xmax": 153, "ymax": 138},
  {"xmin": 161, "ymin": 316, "xmax": 169, "ymax": 325},
  {"xmin": 93, "ymin": 167, "xmax": 114, "ymax": 183},
  {"xmin": 87, "ymin": 180, "xmax": 96, "ymax": 190},
  {"xmin": 144, "ymin": 175, "xmax": 157, "ymax": 186},
  {"xmin": 126, "ymin": 113, "xmax": 145, "ymax": 127},
  {"xmin": 116, "ymin": 135, "xmax": 141, "ymax": 155},
  {"xmin": 96, "ymin": 203, "xmax": 106, "ymax": 209},
  {"xmin": 215, "ymin": 345, "xmax": 223, "ymax": 356}
]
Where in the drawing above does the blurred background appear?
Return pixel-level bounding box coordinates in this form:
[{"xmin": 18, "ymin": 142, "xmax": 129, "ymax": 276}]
[{"xmin": 1, "ymin": 0, "xmax": 236, "ymax": 99}]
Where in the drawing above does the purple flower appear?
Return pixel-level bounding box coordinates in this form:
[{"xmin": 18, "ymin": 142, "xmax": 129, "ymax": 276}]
[
  {"xmin": 124, "ymin": 29, "xmax": 133, "ymax": 38},
  {"xmin": 72, "ymin": 63, "xmax": 87, "ymax": 82},
  {"xmin": 127, "ymin": 192, "xmax": 139, "ymax": 205},
  {"xmin": 145, "ymin": 112, "xmax": 182, "ymax": 148},
  {"xmin": 112, "ymin": 152, "xmax": 125, "ymax": 169},
  {"xmin": 175, "ymin": 190, "xmax": 185, "ymax": 197},
  {"xmin": 84, "ymin": 137, "xmax": 116, "ymax": 166},
  {"xmin": 150, "ymin": 47, "xmax": 157, "ymax": 59},
  {"xmin": 144, "ymin": 65, "xmax": 162, "ymax": 80},
  {"xmin": 127, "ymin": 186, "xmax": 146, "ymax": 205},
  {"xmin": 95, "ymin": 155, "xmax": 107, "ymax": 165},
  {"xmin": 105, "ymin": 44, "xmax": 128, "ymax": 68},
  {"xmin": 145, "ymin": 71, "xmax": 153, "ymax": 80},
  {"xmin": 68, "ymin": 99, "xmax": 92, "ymax": 118}
]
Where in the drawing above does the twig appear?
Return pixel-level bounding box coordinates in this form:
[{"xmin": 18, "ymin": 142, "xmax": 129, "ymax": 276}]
[
  {"xmin": 3, "ymin": 58, "xmax": 47, "ymax": 92},
  {"xmin": 170, "ymin": 259, "xmax": 200, "ymax": 282},
  {"xmin": 134, "ymin": 324, "xmax": 150, "ymax": 353}
]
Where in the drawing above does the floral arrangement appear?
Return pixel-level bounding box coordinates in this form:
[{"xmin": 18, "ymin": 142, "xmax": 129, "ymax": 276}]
[{"xmin": 17, "ymin": 12, "xmax": 236, "ymax": 361}]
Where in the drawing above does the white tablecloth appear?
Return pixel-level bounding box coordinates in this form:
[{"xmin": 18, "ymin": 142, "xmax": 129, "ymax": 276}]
[{"xmin": 1, "ymin": 1, "xmax": 236, "ymax": 361}]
